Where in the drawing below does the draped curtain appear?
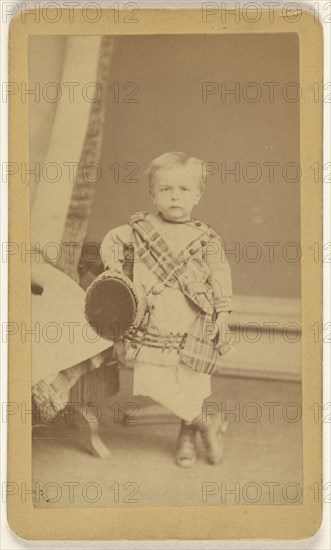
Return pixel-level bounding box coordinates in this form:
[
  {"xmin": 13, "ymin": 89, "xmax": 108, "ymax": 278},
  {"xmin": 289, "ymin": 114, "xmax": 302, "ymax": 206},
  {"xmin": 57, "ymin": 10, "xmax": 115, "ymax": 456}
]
[{"xmin": 30, "ymin": 36, "xmax": 119, "ymax": 406}]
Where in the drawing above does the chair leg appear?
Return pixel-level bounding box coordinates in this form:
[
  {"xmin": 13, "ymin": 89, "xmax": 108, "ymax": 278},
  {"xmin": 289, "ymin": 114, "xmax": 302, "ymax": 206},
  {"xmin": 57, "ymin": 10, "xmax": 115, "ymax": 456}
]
[{"xmin": 73, "ymin": 404, "xmax": 111, "ymax": 458}]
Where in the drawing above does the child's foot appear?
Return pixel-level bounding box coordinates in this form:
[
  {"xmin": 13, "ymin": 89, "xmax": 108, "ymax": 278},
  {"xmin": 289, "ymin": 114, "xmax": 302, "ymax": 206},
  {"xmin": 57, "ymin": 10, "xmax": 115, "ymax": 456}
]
[
  {"xmin": 175, "ymin": 420, "xmax": 198, "ymax": 468},
  {"xmin": 193, "ymin": 415, "xmax": 227, "ymax": 465}
]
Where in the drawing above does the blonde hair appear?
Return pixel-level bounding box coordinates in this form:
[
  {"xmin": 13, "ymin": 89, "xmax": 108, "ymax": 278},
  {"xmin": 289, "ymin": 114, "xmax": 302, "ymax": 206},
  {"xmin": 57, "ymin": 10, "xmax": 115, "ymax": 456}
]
[{"xmin": 146, "ymin": 152, "xmax": 205, "ymax": 193}]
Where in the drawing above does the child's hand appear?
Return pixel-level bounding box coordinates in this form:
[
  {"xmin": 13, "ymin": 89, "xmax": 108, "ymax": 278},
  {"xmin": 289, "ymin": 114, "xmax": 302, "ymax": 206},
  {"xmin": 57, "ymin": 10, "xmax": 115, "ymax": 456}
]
[
  {"xmin": 104, "ymin": 263, "xmax": 124, "ymax": 276},
  {"xmin": 212, "ymin": 312, "xmax": 234, "ymax": 354}
]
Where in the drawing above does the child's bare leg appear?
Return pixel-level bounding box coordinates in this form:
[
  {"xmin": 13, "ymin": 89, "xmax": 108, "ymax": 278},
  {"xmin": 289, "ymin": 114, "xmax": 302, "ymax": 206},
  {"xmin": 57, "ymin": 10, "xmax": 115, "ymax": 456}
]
[{"xmin": 175, "ymin": 420, "xmax": 198, "ymax": 468}]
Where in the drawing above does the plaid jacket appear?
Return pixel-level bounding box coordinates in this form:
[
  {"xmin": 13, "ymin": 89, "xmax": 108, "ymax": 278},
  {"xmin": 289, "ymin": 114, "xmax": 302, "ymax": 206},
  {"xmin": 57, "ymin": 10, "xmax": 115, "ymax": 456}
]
[{"xmin": 121, "ymin": 212, "xmax": 233, "ymax": 375}]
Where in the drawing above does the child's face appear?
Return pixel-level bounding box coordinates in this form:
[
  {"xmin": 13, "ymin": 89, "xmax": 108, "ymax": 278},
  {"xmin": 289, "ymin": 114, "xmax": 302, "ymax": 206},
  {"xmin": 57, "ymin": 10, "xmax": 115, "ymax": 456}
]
[{"xmin": 151, "ymin": 166, "xmax": 202, "ymax": 222}]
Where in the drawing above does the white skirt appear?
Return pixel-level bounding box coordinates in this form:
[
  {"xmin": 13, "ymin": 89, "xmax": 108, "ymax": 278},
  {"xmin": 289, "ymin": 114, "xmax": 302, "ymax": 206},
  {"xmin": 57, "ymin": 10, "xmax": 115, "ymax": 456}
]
[
  {"xmin": 128, "ymin": 266, "xmax": 213, "ymax": 422},
  {"xmin": 133, "ymin": 360, "xmax": 211, "ymax": 422}
]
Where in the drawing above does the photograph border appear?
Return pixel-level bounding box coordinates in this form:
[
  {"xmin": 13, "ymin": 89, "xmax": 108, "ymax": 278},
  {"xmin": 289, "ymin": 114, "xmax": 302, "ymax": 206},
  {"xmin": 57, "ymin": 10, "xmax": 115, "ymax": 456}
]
[{"xmin": 7, "ymin": 7, "xmax": 323, "ymax": 540}]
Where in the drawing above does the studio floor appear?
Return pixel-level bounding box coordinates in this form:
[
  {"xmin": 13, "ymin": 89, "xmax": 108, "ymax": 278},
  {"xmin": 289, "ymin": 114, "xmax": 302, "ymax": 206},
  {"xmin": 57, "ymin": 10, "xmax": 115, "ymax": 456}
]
[{"xmin": 32, "ymin": 373, "xmax": 303, "ymax": 508}]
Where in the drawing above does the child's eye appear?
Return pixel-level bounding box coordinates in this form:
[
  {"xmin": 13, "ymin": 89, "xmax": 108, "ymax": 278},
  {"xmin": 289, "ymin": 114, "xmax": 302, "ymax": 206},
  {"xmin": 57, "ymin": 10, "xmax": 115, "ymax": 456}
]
[{"xmin": 181, "ymin": 187, "xmax": 189, "ymax": 191}]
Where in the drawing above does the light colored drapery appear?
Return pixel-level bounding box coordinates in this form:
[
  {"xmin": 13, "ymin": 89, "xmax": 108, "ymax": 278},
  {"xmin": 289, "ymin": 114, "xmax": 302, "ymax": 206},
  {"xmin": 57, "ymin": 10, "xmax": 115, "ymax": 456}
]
[
  {"xmin": 31, "ymin": 36, "xmax": 102, "ymax": 250},
  {"xmin": 30, "ymin": 36, "xmax": 115, "ymax": 390}
]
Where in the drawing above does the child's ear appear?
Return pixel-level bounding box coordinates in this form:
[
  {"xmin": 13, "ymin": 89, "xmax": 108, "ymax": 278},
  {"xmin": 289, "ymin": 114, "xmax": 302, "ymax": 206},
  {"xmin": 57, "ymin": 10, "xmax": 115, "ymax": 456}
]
[
  {"xmin": 150, "ymin": 189, "xmax": 156, "ymax": 204},
  {"xmin": 194, "ymin": 189, "xmax": 202, "ymax": 206}
]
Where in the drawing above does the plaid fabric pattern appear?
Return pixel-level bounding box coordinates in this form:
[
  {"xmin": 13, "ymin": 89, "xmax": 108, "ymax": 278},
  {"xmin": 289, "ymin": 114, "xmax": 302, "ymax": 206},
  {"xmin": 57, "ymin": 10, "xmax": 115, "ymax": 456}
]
[
  {"xmin": 124, "ymin": 325, "xmax": 186, "ymax": 350},
  {"xmin": 180, "ymin": 310, "xmax": 225, "ymax": 375},
  {"xmin": 127, "ymin": 212, "xmax": 233, "ymax": 375}
]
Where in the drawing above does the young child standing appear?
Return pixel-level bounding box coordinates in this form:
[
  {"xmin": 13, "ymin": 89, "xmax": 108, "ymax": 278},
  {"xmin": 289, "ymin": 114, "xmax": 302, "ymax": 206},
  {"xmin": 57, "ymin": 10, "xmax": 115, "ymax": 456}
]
[{"xmin": 100, "ymin": 152, "xmax": 234, "ymax": 468}]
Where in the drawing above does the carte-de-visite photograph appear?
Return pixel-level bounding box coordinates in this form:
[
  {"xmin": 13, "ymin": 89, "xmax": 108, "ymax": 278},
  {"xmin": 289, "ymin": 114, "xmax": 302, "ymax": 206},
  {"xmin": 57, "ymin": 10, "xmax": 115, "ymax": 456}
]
[{"xmin": 27, "ymin": 31, "xmax": 304, "ymax": 510}]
